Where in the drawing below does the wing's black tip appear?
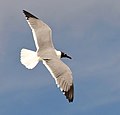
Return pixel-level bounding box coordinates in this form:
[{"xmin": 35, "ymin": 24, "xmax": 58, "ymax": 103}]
[
  {"xmin": 23, "ymin": 10, "xmax": 38, "ymax": 20},
  {"xmin": 64, "ymin": 84, "xmax": 74, "ymax": 103}
]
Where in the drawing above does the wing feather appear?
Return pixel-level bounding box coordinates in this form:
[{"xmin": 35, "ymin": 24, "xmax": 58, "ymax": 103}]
[
  {"xmin": 43, "ymin": 58, "xmax": 74, "ymax": 102},
  {"xmin": 23, "ymin": 10, "xmax": 54, "ymax": 51}
]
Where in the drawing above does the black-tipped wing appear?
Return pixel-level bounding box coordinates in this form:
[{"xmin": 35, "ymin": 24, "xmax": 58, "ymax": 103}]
[
  {"xmin": 43, "ymin": 58, "xmax": 74, "ymax": 102},
  {"xmin": 23, "ymin": 10, "xmax": 38, "ymax": 20},
  {"xmin": 23, "ymin": 10, "xmax": 54, "ymax": 51}
]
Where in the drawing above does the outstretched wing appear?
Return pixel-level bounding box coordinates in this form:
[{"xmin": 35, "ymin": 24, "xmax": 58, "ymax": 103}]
[
  {"xmin": 43, "ymin": 58, "xmax": 74, "ymax": 102},
  {"xmin": 23, "ymin": 10, "xmax": 54, "ymax": 51}
]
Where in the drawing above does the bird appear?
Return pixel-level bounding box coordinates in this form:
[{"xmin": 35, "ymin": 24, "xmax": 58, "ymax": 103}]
[{"xmin": 20, "ymin": 10, "xmax": 74, "ymax": 102}]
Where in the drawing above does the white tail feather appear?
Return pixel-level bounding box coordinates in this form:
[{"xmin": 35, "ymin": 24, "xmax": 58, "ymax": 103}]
[{"xmin": 20, "ymin": 49, "xmax": 39, "ymax": 69}]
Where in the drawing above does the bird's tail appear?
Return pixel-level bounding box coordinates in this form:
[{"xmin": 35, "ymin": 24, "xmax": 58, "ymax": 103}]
[{"xmin": 20, "ymin": 48, "xmax": 39, "ymax": 69}]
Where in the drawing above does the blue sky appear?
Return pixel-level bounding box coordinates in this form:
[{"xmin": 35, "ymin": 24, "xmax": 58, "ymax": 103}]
[{"xmin": 0, "ymin": 0, "xmax": 120, "ymax": 115}]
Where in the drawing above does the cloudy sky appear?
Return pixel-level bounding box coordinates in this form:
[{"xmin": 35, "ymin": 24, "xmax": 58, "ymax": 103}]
[{"xmin": 0, "ymin": 0, "xmax": 120, "ymax": 114}]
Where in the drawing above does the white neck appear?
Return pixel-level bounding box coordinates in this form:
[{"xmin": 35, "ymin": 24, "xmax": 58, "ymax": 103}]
[{"xmin": 55, "ymin": 50, "xmax": 61, "ymax": 59}]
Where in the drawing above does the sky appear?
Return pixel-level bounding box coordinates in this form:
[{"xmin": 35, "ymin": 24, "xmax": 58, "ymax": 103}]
[{"xmin": 0, "ymin": 0, "xmax": 120, "ymax": 115}]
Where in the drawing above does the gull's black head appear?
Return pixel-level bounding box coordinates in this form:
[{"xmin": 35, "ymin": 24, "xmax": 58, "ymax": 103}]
[{"xmin": 61, "ymin": 52, "xmax": 72, "ymax": 59}]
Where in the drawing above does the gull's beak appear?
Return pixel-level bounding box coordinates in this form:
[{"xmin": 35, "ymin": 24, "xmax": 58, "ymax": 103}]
[
  {"xmin": 65, "ymin": 54, "xmax": 72, "ymax": 59},
  {"xmin": 61, "ymin": 52, "xmax": 72, "ymax": 59}
]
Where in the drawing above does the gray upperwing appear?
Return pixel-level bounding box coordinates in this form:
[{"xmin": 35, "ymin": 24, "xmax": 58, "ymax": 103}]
[
  {"xmin": 23, "ymin": 10, "xmax": 54, "ymax": 51},
  {"xmin": 43, "ymin": 58, "xmax": 74, "ymax": 102}
]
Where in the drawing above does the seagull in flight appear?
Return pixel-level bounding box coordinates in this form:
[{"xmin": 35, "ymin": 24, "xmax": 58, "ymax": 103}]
[{"xmin": 20, "ymin": 10, "xmax": 74, "ymax": 102}]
